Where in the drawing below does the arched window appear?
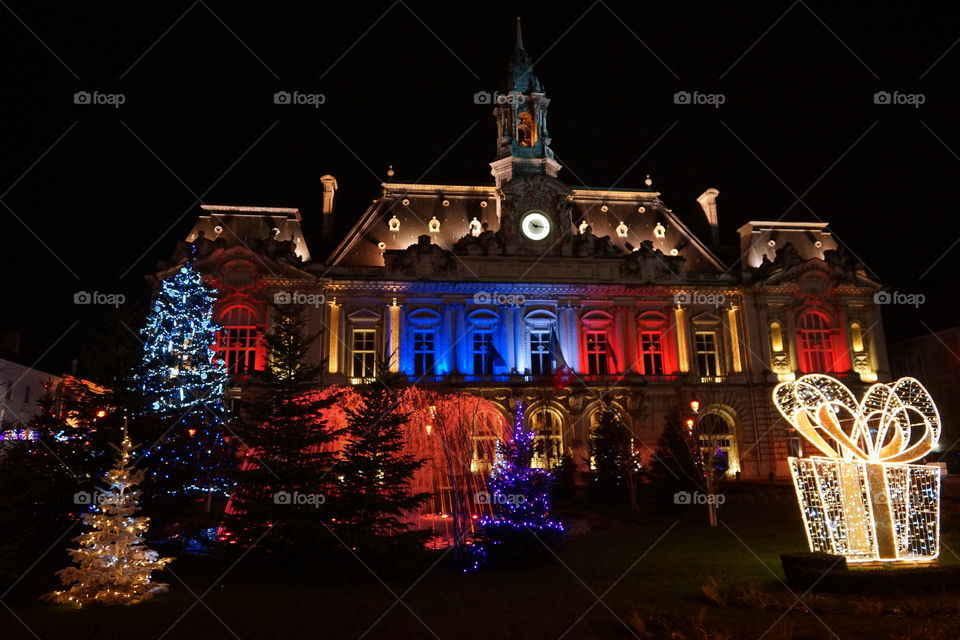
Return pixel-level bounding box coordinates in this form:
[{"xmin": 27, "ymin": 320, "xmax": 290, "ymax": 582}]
[
  {"xmin": 405, "ymin": 308, "xmax": 442, "ymax": 377},
  {"xmin": 581, "ymin": 311, "xmax": 616, "ymax": 376},
  {"xmin": 517, "ymin": 111, "xmax": 537, "ymax": 147},
  {"xmin": 849, "ymin": 322, "xmax": 864, "ymax": 353},
  {"xmin": 697, "ymin": 412, "xmax": 739, "ymax": 477},
  {"xmin": 470, "ymin": 409, "xmax": 505, "ymax": 474},
  {"xmin": 467, "ymin": 309, "xmax": 502, "ymax": 376},
  {"xmin": 636, "ymin": 311, "xmax": 670, "ymax": 375},
  {"xmin": 215, "ymin": 305, "xmax": 263, "ymax": 378},
  {"xmin": 527, "ymin": 405, "xmax": 563, "ymax": 469},
  {"xmin": 770, "ymin": 321, "xmax": 784, "ymax": 352},
  {"xmin": 525, "ymin": 310, "xmax": 557, "ymax": 377},
  {"xmin": 797, "ymin": 311, "xmax": 835, "ymax": 373}
]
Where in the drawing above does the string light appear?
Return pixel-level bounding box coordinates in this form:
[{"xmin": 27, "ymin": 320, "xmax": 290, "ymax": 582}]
[{"xmin": 774, "ymin": 374, "xmax": 941, "ymax": 564}]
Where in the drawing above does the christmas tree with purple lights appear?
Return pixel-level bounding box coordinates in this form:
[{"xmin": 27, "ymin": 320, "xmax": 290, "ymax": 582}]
[{"xmin": 471, "ymin": 403, "xmax": 564, "ymax": 569}]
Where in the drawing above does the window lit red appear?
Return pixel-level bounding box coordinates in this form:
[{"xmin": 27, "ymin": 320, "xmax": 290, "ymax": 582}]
[
  {"xmin": 798, "ymin": 311, "xmax": 834, "ymax": 373},
  {"xmin": 216, "ymin": 305, "xmax": 263, "ymax": 377}
]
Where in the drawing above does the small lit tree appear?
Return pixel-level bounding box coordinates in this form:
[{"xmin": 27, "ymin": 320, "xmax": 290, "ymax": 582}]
[
  {"xmin": 44, "ymin": 428, "xmax": 173, "ymax": 606},
  {"xmin": 471, "ymin": 403, "xmax": 564, "ymax": 569}
]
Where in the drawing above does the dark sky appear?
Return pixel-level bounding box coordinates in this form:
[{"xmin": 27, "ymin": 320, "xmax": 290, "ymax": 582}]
[{"xmin": 2, "ymin": 1, "xmax": 958, "ymax": 372}]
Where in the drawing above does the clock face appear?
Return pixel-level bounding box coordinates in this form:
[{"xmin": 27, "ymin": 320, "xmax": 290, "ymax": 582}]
[{"xmin": 521, "ymin": 211, "xmax": 551, "ymax": 241}]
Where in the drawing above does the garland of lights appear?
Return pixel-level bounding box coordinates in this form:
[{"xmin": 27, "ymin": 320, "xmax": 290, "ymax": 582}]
[
  {"xmin": 44, "ymin": 428, "xmax": 173, "ymax": 606},
  {"xmin": 773, "ymin": 374, "xmax": 941, "ymax": 564}
]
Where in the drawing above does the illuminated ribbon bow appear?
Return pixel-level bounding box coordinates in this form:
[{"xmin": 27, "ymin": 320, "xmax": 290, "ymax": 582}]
[{"xmin": 773, "ymin": 374, "xmax": 941, "ymax": 464}]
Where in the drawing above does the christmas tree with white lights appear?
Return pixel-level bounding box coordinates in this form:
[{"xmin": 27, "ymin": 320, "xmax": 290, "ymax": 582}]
[
  {"xmin": 44, "ymin": 428, "xmax": 173, "ymax": 606},
  {"xmin": 136, "ymin": 261, "xmax": 234, "ymax": 504},
  {"xmin": 471, "ymin": 403, "xmax": 564, "ymax": 568}
]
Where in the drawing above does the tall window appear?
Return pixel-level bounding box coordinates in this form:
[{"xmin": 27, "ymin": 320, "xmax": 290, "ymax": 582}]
[
  {"xmin": 517, "ymin": 111, "xmax": 537, "ymax": 147},
  {"xmin": 530, "ymin": 330, "xmax": 552, "ymax": 376},
  {"xmin": 694, "ymin": 331, "xmax": 719, "ymax": 378},
  {"xmin": 216, "ymin": 305, "xmax": 260, "ymax": 377},
  {"xmin": 412, "ymin": 330, "xmax": 435, "ymax": 376},
  {"xmin": 586, "ymin": 331, "xmax": 608, "ymax": 375},
  {"xmin": 351, "ymin": 329, "xmax": 376, "ymax": 379},
  {"xmin": 798, "ymin": 312, "xmax": 834, "ymax": 373},
  {"xmin": 639, "ymin": 331, "xmax": 664, "ymax": 375},
  {"xmin": 472, "ymin": 330, "xmax": 494, "ymax": 375},
  {"xmin": 529, "ymin": 407, "xmax": 562, "ymax": 469}
]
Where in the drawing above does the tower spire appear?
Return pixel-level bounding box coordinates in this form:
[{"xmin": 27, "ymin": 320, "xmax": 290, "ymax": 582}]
[{"xmin": 490, "ymin": 19, "xmax": 560, "ymax": 187}]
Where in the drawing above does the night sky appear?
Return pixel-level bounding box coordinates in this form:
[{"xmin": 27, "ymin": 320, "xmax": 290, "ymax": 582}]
[{"xmin": 2, "ymin": 1, "xmax": 958, "ymax": 373}]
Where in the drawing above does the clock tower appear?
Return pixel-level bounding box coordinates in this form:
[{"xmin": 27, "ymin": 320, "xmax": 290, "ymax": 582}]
[
  {"xmin": 489, "ymin": 18, "xmax": 561, "ymax": 188},
  {"xmin": 488, "ymin": 19, "xmax": 573, "ymax": 256}
]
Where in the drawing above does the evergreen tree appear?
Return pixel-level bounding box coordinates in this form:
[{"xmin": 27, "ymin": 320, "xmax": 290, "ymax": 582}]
[
  {"xmin": 648, "ymin": 413, "xmax": 703, "ymax": 506},
  {"xmin": 551, "ymin": 452, "xmax": 577, "ymax": 500},
  {"xmin": 135, "ymin": 262, "xmax": 234, "ymax": 508},
  {"xmin": 44, "ymin": 428, "xmax": 173, "ymax": 606},
  {"xmin": 332, "ymin": 370, "xmax": 432, "ymax": 560},
  {"xmin": 226, "ymin": 303, "xmax": 339, "ymax": 561},
  {"xmin": 0, "ymin": 387, "xmax": 121, "ymax": 590},
  {"xmin": 472, "ymin": 404, "xmax": 564, "ymax": 569},
  {"xmin": 587, "ymin": 407, "xmax": 634, "ymax": 504}
]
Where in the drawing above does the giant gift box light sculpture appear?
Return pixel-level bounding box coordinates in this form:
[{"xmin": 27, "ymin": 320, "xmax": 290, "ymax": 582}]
[{"xmin": 773, "ymin": 374, "xmax": 941, "ymax": 564}]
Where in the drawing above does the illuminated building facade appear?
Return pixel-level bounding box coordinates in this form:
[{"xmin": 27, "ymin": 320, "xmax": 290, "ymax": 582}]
[{"xmin": 159, "ymin": 24, "xmax": 889, "ymax": 480}]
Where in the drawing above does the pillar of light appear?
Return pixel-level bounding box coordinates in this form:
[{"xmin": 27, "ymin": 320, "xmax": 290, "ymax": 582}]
[
  {"xmin": 327, "ymin": 299, "xmax": 340, "ymax": 374},
  {"xmin": 727, "ymin": 306, "xmax": 742, "ymax": 373},
  {"xmin": 674, "ymin": 306, "xmax": 689, "ymax": 373},
  {"xmin": 389, "ymin": 299, "xmax": 401, "ymax": 372}
]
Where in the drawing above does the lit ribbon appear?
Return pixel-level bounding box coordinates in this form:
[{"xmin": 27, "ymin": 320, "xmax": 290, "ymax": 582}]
[{"xmin": 774, "ymin": 375, "xmax": 941, "ymax": 464}]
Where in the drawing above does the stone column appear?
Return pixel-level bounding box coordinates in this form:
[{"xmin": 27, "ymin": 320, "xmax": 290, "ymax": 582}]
[
  {"xmin": 327, "ymin": 300, "xmax": 341, "ymax": 375},
  {"xmin": 443, "ymin": 305, "xmax": 456, "ymax": 375},
  {"xmin": 454, "ymin": 304, "xmax": 466, "ymax": 373},
  {"xmin": 514, "ymin": 305, "xmax": 527, "ymax": 375},
  {"xmin": 674, "ymin": 306, "xmax": 689, "ymax": 373}
]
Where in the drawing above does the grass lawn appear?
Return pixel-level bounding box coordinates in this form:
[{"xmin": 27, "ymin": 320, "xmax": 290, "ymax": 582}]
[{"xmin": 4, "ymin": 488, "xmax": 960, "ymax": 639}]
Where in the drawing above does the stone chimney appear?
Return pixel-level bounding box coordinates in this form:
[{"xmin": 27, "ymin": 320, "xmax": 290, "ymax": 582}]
[
  {"xmin": 696, "ymin": 188, "xmax": 720, "ymax": 245},
  {"xmin": 320, "ymin": 174, "xmax": 337, "ymax": 236}
]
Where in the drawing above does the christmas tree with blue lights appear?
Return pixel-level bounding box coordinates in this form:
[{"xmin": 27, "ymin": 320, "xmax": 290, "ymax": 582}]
[
  {"xmin": 136, "ymin": 262, "xmax": 234, "ymax": 509},
  {"xmin": 471, "ymin": 403, "xmax": 564, "ymax": 569}
]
